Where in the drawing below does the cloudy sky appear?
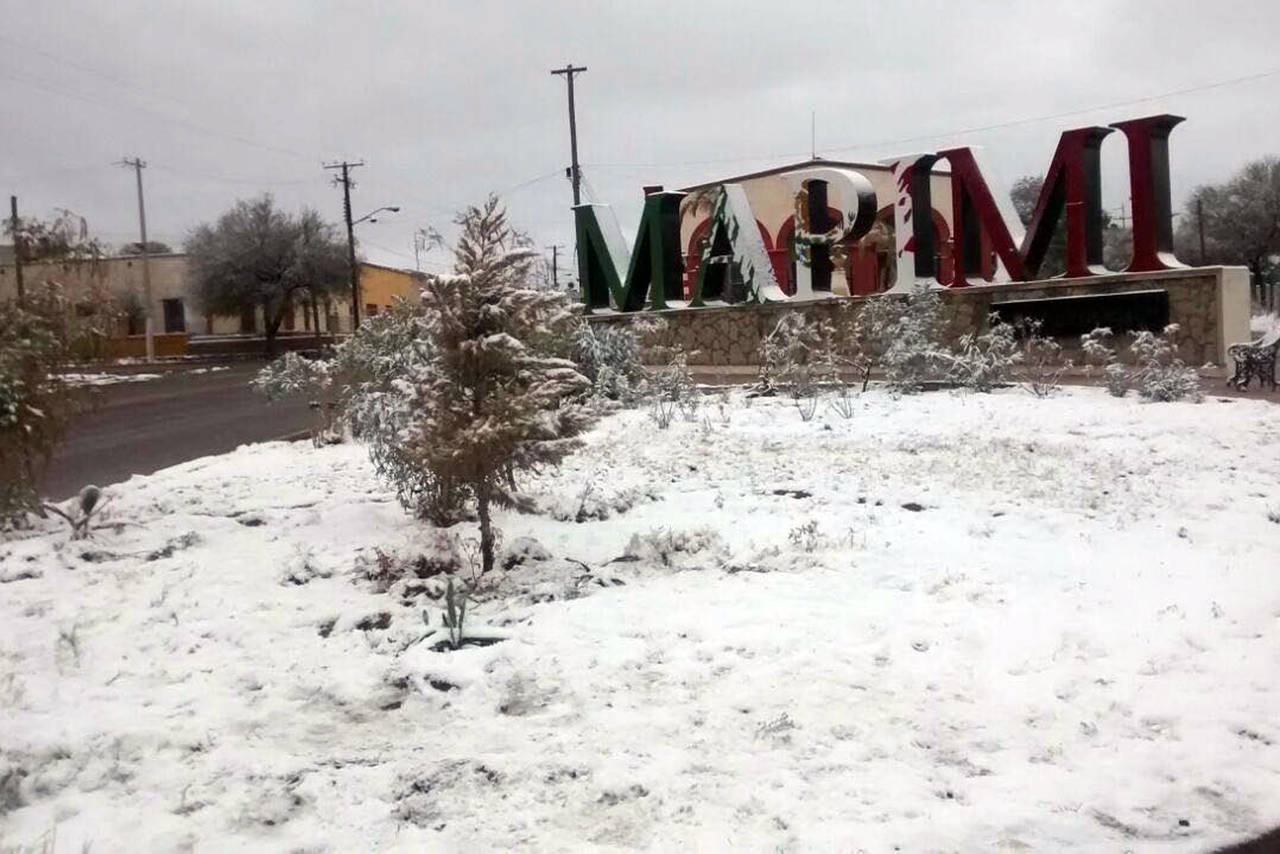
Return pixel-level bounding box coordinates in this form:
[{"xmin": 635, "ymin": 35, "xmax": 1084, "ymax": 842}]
[{"xmin": 3, "ymin": 0, "xmax": 1278, "ymax": 277}]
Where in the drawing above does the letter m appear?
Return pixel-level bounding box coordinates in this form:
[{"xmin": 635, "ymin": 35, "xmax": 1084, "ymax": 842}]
[{"xmin": 574, "ymin": 191, "xmax": 685, "ymax": 311}]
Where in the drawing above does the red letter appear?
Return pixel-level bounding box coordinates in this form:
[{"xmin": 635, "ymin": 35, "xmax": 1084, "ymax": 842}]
[{"xmin": 1109, "ymin": 114, "xmax": 1184, "ymax": 273}]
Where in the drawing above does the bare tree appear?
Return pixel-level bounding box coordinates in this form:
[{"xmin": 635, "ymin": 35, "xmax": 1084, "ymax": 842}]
[{"xmin": 185, "ymin": 195, "xmax": 349, "ymax": 355}]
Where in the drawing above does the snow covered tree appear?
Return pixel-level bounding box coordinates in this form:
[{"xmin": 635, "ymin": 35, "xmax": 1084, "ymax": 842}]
[
  {"xmin": 0, "ymin": 292, "xmax": 86, "ymax": 524},
  {"xmin": 375, "ymin": 196, "xmax": 593, "ymax": 573},
  {"xmin": 186, "ymin": 195, "xmax": 348, "ymax": 356},
  {"xmin": 1176, "ymin": 157, "xmax": 1280, "ymax": 294}
]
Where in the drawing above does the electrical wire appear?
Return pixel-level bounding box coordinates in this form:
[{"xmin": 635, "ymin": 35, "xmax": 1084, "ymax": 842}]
[{"xmin": 581, "ymin": 66, "xmax": 1280, "ymax": 171}]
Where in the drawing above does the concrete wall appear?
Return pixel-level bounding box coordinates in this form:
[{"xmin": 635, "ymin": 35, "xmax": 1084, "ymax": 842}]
[{"xmin": 586, "ymin": 266, "xmax": 1251, "ymax": 373}]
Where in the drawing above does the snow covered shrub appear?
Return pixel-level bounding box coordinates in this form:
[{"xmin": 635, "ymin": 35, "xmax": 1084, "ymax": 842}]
[
  {"xmin": 1130, "ymin": 324, "xmax": 1202, "ymax": 402},
  {"xmin": 253, "ymin": 352, "xmax": 339, "ymax": 443},
  {"xmin": 849, "ymin": 295, "xmax": 900, "ymax": 392},
  {"xmin": 827, "ymin": 382, "xmax": 857, "ymax": 419},
  {"xmin": 787, "ymin": 519, "xmax": 826, "ymax": 553},
  {"xmin": 645, "ymin": 344, "xmax": 699, "ymax": 428},
  {"xmin": 622, "ymin": 526, "xmax": 723, "ymax": 567},
  {"xmin": 883, "ymin": 282, "xmax": 951, "ymax": 394},
  {"xmin": 1018, "ymin": 319, "xmax": 1069, "ymax": 397},
  {"xmin": 1081, "ymin": 327, "xmax": 1129, "ymax": 397},
  {"xmin": 0, "ymin": 294, "xmax": 86, "ymax": 526},
  {"xmin": 948, "ymin": 314, "xmax": 1021, "ymax": 392},
  {"xmin": 759, "ymin": 313, "xmax": 833, "ymax": 399},
  {"xmin": 363, "ymin": 196, "xmax": 594, "ymax": 573},
  {"xmin": 256, "ymin": 304, "xmax": 426, "ymax": 445},
  {"xmin": 572, "ymin": 318, "xmax": 663, "ymax": 404},
  {"xmin": 1081, "ymin": 325, "xmax": 1201, "ymax": 402}
]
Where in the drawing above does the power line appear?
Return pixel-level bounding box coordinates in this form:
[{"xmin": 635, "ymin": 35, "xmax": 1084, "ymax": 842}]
[
  {"xmin": 580, "ymin": 65, "xmax": 1280, "ymax": 172},
  {"xmin": 0, "ymin": 67, "xmax": 317, "ymax": 161}
]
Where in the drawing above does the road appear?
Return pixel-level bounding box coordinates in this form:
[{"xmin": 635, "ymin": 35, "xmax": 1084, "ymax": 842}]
[{"xmin": 40, "ymin": 362, "xmax": 315, "ymax": 500}]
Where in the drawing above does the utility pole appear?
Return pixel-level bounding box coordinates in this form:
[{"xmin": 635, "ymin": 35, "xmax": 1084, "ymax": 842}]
[
  {"xmin": 1196, "ymin": 197, "xmax": 1206, "ymax": 265},
  {"xmin": 324, "ymin": 160, "xmax": 363, "ymax": 330},
  {"xmin": 546, "ymin": 244, "xmax": 564, "ymax": 289},
  {"xmin": 550, "ymin": 64, "xmax": 587, "ymax": 206},
  {"xmin": 9, "ymin": 196, "xmax": 24, "ymax": 306},
  {"xmin": 119, "ymin": 157, "xmax": 155, "ymax": 360}
]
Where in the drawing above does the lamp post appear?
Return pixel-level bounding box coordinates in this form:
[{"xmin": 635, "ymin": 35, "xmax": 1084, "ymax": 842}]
[{"xmin": 348, "ymin": 205, "xmax": 400, "ymax": 329}]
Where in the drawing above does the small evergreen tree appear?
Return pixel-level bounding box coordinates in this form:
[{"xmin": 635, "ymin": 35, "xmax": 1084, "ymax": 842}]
[{"xmin": 381, "ymin": 196, "xmax": 593, "ymax": 572}]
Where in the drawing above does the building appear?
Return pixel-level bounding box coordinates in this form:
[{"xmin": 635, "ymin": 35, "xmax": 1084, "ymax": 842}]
[
  {"xmin": 678, "ymin": 158, "xmax": 957, "ymax": 297},
  {"xmin": 0, "ymin": 251, "xmax": 421, "ymax": 351}
]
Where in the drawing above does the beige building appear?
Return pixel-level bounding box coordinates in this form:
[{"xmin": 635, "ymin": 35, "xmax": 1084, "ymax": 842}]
[{"xmin": 0, "ymin": 252, "xmax": 420, "ymax": 350}]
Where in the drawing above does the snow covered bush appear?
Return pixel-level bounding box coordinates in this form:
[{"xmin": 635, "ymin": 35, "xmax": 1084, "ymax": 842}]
[
  {"xmin": 1081, "ymin": 325, "xmax": 1201, "ymax": 402},
  {"xmin": 645, "ymin": 343, "xmax": 699, "ymax": 429},
  {"xmin": 621, "ymin": 526, "xmax": 723, "ymax": 567},
  {"xmin": 256, "ymin": 304, "xmax": 426, "ymax": 445},
  {"xmin": 758, "ymin": 313, "xmax": 834, "ymax": 399},
  {"xmin": 1130, "ymin": 324, "xmax": 1202, "ymax": 402},
  {"xmin": 572, "ymin": 319, "xmax": 658, "ymax": 404},
  {"xmin": 1018, "ymin": 319, "xmax": 1069, "ymax": 397},
  {"xmin": 848, "ymin": 295, "xmax": 900, "ymax": 392},
  {"xmin": 882, "ymin": 283, "xmax": 951, "ymax": 394},
  {"xmin": 0, "ymin": 294, "xmax": 85, "ymax": 526},
  {"xmin": 1081, "ymin": 327, "xmax": 1129, "ymax": 397},
  {"xmin": 948, "ymin": 314, "xmax": 1021, "ymax": 393},
  {"xmin": 362, "ymin": 196, "xmax": 594, "ymax": 573}
]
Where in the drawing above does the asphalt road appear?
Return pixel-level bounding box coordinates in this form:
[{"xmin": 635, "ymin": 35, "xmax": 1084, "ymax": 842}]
[{"xmin": 39, "ymin": 362, "xmax": 315, "ymax": 501}]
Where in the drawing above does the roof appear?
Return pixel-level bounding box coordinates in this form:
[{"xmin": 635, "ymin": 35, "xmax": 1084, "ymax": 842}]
[
  {"xmin": 360, "ymin": 261, "xmax": 421, "ymax": 276},
  {"xmin": 678, "ymin": 156, "xmax": 950, "ymax": 192}
]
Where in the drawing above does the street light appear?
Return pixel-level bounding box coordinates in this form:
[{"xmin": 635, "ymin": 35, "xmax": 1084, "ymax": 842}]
[
  {"xmin": 353, "ymin": 205, "xmax": 401, "ymax": 226},
  {"xmin": 348, "ymin": 205, "xmax": 400, "ymax": 329}
]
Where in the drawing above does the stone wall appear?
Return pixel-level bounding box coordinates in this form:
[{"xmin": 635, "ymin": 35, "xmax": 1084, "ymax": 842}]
[{"xmin": 586, "ymin": 266, "xmax": 1251, "ymax": 372}]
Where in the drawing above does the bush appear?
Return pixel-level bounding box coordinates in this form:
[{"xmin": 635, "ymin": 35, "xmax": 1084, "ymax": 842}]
[
  {"xmin": 759, "ymin": 313, "xmax": 835, "ymax": 399},
  {"xmin": 1081, "ymin": 325, "xmax": 1201, "ymax": 402},
  {"xmin": 255, "ymin": 303, "xmax": 427, "ymax": 445},
  {"xmin": 1018, "ymin": 319, "xmax": 1069, "ymax": 397},
  {"xmin": 882, "ymin": 283, "xmax": 950, "ymax": 394},
  {"xmin": 645, "ymin": 343, "xmax": 699, "ymax": 428},
  {"xmin": 0, "ymin": 295, "xmax": 86, "ymax": 525},
  {"xmin": 573, "ymin": 320, "xmax": 649, "ymax": 403},
  {"xmin": 948, "ymin": 314, "xmax": 1021, "ymax": 392},
  {"xmin": 1130, "ymin": 324, "xmax": 1202, "ymax": 402}
]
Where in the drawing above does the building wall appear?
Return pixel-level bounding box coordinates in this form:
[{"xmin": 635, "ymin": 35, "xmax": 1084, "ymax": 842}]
[
  {"xmin": 678, "ymin": 163, "xmax": 956, "ymax": 297},
  {"xmin": 586, "ymin": 266, "xmax": 1251, "ymax": 373},
  {"xmin": 0, "ymin": 253, "xmax": 193, "ymax": 334},
  {"xmin": 0, "ymin": 254, "xmax": 420, "ymax": 339}
]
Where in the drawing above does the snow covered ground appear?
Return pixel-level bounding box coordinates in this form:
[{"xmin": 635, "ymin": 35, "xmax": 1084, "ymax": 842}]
[
  {"xmin": 61, "ymin": 372, "xmax": 164, "ymax": 387},
  {"xmin": 2, "ymin": 387, "xmax": 1279, "ymax": 851}
]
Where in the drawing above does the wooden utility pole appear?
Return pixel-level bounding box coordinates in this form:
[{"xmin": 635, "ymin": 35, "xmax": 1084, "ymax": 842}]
[
  {"xmin": 546, "ymin": 244, "xmax": 561, "ymax": 288},
  {"xmin": 120, "ymin": 157, "xmax": 155, "ymax": 360},
  {"xmin": 1196, "ymin": 197, "xmax": 1206, "ymax": 265},
  {"xmin": 550, "ymin": 64, "xmax": 587, "ymax": 206},
  {"xmin": 9, "ymin": 196, "xmax": 24, "ymax": 306},
  {"xmin": 324, "ymin": 160, "xmax": 363, "ymax": 330}
]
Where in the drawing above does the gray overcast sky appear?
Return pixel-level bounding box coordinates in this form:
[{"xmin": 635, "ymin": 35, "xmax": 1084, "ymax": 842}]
[{"xmin": 3, "ymin": 0, "xmax": 1279, "ymax": 275}]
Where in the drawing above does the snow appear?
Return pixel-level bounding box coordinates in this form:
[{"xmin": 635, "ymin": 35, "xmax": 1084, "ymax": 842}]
[
  {"xmin": 3, "ymin": 388, "xmax": 1280, "ymax": 850},
  {"xmin": 61, "ymin": 372, "xmax": 163, "ymax": 387}
]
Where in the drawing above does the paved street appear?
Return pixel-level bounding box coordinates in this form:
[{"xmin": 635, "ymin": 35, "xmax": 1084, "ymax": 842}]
[{"xmin": 40, "ymin": 362, "xmax": 314, "ymax": 500}]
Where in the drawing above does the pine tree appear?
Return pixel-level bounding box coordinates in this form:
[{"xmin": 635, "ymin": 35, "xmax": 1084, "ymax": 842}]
[{"xmin": 395, "ymin": 196, "xmax": 593, "ymax": 572}]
